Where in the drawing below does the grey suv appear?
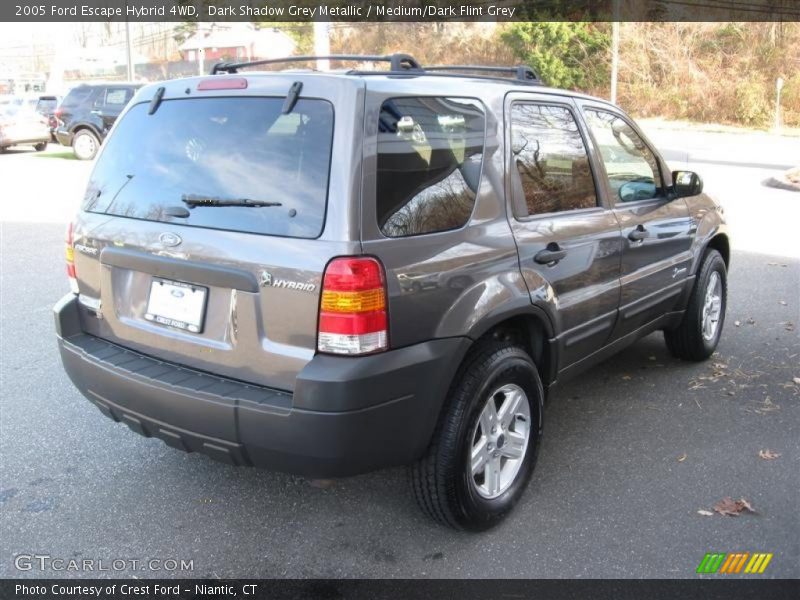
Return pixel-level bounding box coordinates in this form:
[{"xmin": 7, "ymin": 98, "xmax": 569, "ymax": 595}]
[{"xmin": 55, "ymin": 55, "xmax": 729, "ymax": 530}]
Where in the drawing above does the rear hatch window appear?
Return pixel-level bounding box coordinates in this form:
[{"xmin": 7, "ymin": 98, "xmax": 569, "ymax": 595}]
[
  {"xmin": 36, "ymin": 97, "xmax": 58, "ymax": 113},
  {"xmin": 84, "ymin": 97, "xmax": 334, "ymax": 238}
]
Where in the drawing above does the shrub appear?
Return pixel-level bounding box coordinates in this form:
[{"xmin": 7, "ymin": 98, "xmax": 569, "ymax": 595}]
[
  {"xmin": 734, "ymin": 80, "xmax": 770, "ymax": 126},
  {"xmin": 501, "ymin": 22, "xmax": 610, "ymax": 89}
]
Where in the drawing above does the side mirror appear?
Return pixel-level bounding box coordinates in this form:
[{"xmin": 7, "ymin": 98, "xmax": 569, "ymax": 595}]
[{"xmin": 672, "ymin": 170, "xmax": 703, "ymax": 198}]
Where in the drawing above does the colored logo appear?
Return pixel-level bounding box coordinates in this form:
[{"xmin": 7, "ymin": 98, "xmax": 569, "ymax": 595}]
[{"xmin": 697, "ymin": 552, "xmax": 773, "ymax": 574}]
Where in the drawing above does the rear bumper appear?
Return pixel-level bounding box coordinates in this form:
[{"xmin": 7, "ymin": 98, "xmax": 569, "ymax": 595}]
[
  {"xmin": 0, "ymin": 133, "xmax": 49, "ymax": 146},
  {"xmin": 55, "ymin": 294, "xmax": 469, "ymax": 477},
  {"xmin": 55, "ymin": 129, "xmax": 73, "ymax": 147}
]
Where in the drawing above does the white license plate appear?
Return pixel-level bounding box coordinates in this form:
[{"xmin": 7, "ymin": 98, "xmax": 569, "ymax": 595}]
[{"xmin": 145, "ymin": 278, "xmax": 207, "ymax": 333}]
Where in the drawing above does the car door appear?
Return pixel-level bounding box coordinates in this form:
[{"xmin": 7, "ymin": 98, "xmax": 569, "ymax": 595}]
[
  {"xmin": 506, "ymin": 94, "xmax": 624, "ymax": 369},
  {"xmin": 578, "ymin": 101, "xmax": 695, "ymax": 340}
]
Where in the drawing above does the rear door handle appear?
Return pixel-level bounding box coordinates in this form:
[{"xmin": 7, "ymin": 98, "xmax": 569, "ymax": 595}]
[
  {"xmin": 628, "ymin": 225, "xmax": 648, "ymax": 241},
  {"xmin": 534, "ymin": 245, "xmax": 567, "ymax": 265}
]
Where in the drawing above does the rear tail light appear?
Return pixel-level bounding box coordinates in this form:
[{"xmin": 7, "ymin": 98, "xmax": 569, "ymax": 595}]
[
  {"xmin": 317, "ymin": 257, "xmax": 388, "ymax": 355},
  {"xmin": 65, "ymin": 222, "xmax": 79, "ymax": 293}
]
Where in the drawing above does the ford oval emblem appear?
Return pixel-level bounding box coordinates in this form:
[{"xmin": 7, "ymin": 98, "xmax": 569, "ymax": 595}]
[
  {"xmin": 159, "ymin": 232, "xmax": 182, "ymax": 247},
  {"xmin": 170, "ymin": 289, "xmax": 185, "ymax": 298}
]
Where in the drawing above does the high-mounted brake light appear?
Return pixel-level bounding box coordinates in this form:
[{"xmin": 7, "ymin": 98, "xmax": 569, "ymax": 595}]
[
  {"xmin": 318, "ymin": 257, "xmax": 388, "ymax": 355},
  {"xmin": 65, "ymin": 222, "xmax": 79, "ymax": 294},
  {"xmin": 197, "ymin": 77, "xmax": 248, "ymax": 91}
]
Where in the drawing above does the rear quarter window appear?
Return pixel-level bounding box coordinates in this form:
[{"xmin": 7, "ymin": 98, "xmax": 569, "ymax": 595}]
[
  {"xmin": 61, "ymin": 87, "xmax": 94, "ymax": 108},
  {"xmin": 83, "ymin": 96, "xmax": 334, "ymax": 238},
  {"xmin": 376, "ymin": 96, "xmax": 486, "ymax": 238}
]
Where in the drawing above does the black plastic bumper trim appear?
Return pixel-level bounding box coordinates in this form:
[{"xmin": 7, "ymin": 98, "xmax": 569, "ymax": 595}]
[{"xmin": 55, "ymin": 294, "xmax": 470, "ymax": 477}]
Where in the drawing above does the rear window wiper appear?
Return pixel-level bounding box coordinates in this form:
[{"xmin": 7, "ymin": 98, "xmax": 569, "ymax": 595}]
[{"xmin": 181, "ymin": 194, "xmax": 282, "ymax": 208}]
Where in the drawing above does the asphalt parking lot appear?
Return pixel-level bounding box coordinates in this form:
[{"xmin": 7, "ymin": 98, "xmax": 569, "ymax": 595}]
[{"xmin": 1, "ymin": 136, "xmax": 798, "ymax": 579}]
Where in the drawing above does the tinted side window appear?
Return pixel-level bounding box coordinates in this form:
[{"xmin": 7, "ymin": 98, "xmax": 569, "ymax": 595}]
[
  {"xmin": 583, "ymin": 109, "xmax": 662, "ymax": 203},
  {"xmin": 61, "ymin": 87, "xmax": 94, "ymax": 108},
  {"xmin": 103, "ymin": 88, "xmax": 133, "ymax": 106},
  {"xmin": 511, "ymin": 104, "xmax": 597, "ymax": 216},
  {"xmin": 376, "ymin": 97, "xmax": 486, "ymax": 238}
]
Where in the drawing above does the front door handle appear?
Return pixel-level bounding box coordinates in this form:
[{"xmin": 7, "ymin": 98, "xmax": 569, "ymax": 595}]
[
  {"xmin": 534, "ymin": 244, "xmax": 567, "ymax": 265},
  {"xmin": 628, "ymin": 225, "xmax": 648, "ymax": 241}
]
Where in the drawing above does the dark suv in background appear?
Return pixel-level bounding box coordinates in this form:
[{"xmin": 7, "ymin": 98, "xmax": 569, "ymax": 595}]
[
  {"xmin": 55, "ymin": 82, "xmax": 141, "ymax": 160},
  {"xmin": 55, "ymin": 55, "xmax": 729, "ymax": 530}
]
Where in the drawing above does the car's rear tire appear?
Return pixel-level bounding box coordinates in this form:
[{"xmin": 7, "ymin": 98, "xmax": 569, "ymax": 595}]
[
  {"xmin": 72, "ymin": 130, "xmax": 99, "ymax": 160},
  {"xmin": 0, "ymin": 146, "xmax": 6, "ymax": 154},
  {"xmin": 664, "ymin": 249, "xmax": 727, "ymax": 361},
  {"xmin": 410, "ymin": 341, "xmax": 543, "ymax": 531},
  {"xmin": 34, "ymin": 142, "xmax": 47, "ymax": 152}
]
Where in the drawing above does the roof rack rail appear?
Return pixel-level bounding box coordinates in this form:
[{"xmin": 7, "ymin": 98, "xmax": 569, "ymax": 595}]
[
  {"xmin": 424, "ymin": 65, "xmax": 540, "ymax": 83},
  {"xmin": 211, "ymin": 53, "xmax": 422, "ymax": 75}
]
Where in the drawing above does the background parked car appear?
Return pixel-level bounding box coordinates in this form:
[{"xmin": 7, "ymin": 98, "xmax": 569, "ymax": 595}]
[
  {"xmin": 35, "ymin": 94, "xmax": 62, "ymax": 141},
  {"xmin": 0, "ymin": 103, "xmax": 50, "ymax": 153},
  {"xmin": 54, "ymin": 82, "xmax": 141, "ymax": 160}
]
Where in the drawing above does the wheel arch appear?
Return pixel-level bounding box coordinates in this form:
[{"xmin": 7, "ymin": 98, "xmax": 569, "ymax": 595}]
[
  {"xmin": 705, "ymin": 233, "xmax": 730, "ymax": 269},
  {"xmin": 465, "ymin": 306, "xmax": 557, "ymax": 391},
  {"xmin": 71, "ymin": 123, "xmax": 102, "ymax": 141}
]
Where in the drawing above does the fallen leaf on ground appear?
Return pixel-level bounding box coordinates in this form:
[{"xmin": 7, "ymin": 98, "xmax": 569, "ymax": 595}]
[
  {"xmin": 713, "ymin": 497, "xmax": 756, "ymax": 517},
  {"xmin": 677, "ymin": 453, "xmax": 687, "ymax": 462},
  {"xmin": 309, "ymin": 479, "xmax": 336, "ymax": 489},
  {"xmin": 759, "ymin": 449, "xmax": 781, "ymax": 460},
  {"xmin": 779, "ymin": 300, "xmax": 787, "ymax": 306},
  {"xmin": 747, "ymin": 317, "xmax": 756, "ymax": 325},
  {"xmin": 697, "ymin": 509, "xmax": 714, "ymax": 517},
  {"xmin": 793, "ymin": 377, "xmax": 800, "ymax": 386},
  {"xmin": 734, "ymin": 320, "xmax": 741, "ymax": 327},
  {"xmin": 755, "ymin": 397, "xmax": 780, "ymax": 414},
  {"xmin": 621, "ymin": 374, "xmax": 632, "ymax": 380}
]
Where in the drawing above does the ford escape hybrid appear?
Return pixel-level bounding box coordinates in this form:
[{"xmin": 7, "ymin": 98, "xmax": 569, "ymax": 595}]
[{"xmin": 55, "ymin": 54, "xmax": 729, "ymax": 530}]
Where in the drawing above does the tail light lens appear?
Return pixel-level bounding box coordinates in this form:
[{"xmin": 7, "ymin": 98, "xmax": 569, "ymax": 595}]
[
  {"xmin": 65, "ymin": 222, "xmax": 79, "ymax": 293},
  {"xmin": 318, "ymin": 257, "xmax": 388, "ymax": 355}
]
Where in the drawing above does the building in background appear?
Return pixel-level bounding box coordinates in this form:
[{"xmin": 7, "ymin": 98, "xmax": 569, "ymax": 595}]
[{"xmin": 179, "ymin": 24, "xmax": 295, "ymax": 63}]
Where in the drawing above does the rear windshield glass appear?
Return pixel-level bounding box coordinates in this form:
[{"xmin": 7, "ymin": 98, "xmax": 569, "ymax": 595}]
[
  {"xmin": 37, "ymin": 98, "xmax": 58, "ymax": 113},
  {"xmin": 84, "ymin": 97, "xmax": 334, "ymax": 238}
]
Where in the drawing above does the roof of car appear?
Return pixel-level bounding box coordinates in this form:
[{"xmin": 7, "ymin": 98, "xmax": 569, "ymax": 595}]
[
  {"xmin": 136, "ymin": 69, "xmax": 616, "ymax": 113},
  {"xmin": 194, "ymin": 54, "xmax": 618, "ymax": 108},
  {"xmin": 68, "ymin": 81, "xmax": 143, "ymax": 89}
]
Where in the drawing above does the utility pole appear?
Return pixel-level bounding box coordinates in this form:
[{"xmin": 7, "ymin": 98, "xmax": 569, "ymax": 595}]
[
  {"xmin": 610, "ymin": 0, "xmax": 620, "ymax": 104},
  {"xmin": 313, "ymin": 22, "xmax": 331, "ymax": 71},
  {"xmin": 125, "ymin": 21, "xmax": 133, "ymax": 81},
  {"xmin": 775, "ymin": 77, "xmax": 784, "ymax": 133},
  {"xmin": 195, "ymin": 1, "xmax": 205, "ymax": 75},
  {"xmin": 196, "ymin": 24, "xmax": 206, "ymax": 76},
  {"xmin": 124, "ymin": 1, "xmax": 133, "ymax": 81}
]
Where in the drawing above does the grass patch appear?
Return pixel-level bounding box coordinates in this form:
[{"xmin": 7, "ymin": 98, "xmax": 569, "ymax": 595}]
[{"xmin": 32, "ymin": 151, "xmax": 77, "ymax": 160}]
